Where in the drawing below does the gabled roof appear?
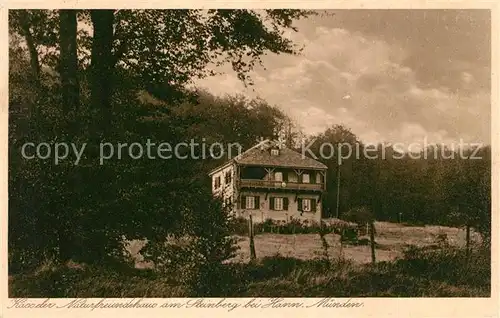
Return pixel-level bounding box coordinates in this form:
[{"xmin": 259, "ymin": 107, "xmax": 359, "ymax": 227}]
[
  {"xmin": 208, "ymin": 140, "xmax": 327, "ymax": 176},
  {"xmin": 233, "ymin": 140, "xmax": 327, "ymax": 170}
]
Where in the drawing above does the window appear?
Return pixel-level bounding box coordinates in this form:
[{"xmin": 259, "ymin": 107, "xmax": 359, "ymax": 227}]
[
  {"xmin": 274, "ymin": 172, "xmax": 283, "ymax": 182},
  {"xmin": 242, "ymin": 195, "xmax": 259, "ymax": 210},
  {"xmin": 246, "ymin": 196, "xmax": 255, "ymax": 209},
  {"xmin": 271, "ymin": 149, "xmax": 279, "ymax": 156},
  {"xmin": 316, "ymin": 172, "xmax": 322, "ymax": 184},
  {"xmin": 274, "ymin": 197, "xmax": 284, "ymax": 211},
  {"xmin": 302, "ymin": 173, "xmax": 310, "ymax": 183},
  {"xmin": 214, "ymin": 176, "xmax": 221, "ymax": 189},
  {"xmin": 225, "ymin": 171, "xmax": 232, "ymax": 185},
  {"xmin": 302, "ymin": 199, "xmax": 312, "ymax": 212},
  {"xmin": 298, "ymin": 198, "xmax": 315, "ymax": 212},
  {"xmin": 270, "ymin": 197, "xmax": 288, "ymax": 210}
]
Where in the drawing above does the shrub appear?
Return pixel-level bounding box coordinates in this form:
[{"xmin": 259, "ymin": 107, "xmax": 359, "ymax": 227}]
[
  {"xmin": 398, "ymin": 245, "xmax": 490, "ymax": 289},
  {"xmin": 141, "ymin": 197, "xmax": 239, "ymax": 296},
  {"xmin": 343, "ymin": 206, "xmax": 374, "ymax": 224},
  {"xmin": 229, "ymin": 217, "xmax": 358, "ymax": 236}
]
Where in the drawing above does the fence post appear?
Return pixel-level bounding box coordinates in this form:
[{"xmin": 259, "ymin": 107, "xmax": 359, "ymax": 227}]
[
  {"xmin": 339, "ymin": 228, "xmax": 344, "ymax": 259},
  {"xmin": 369, "ymin": 221, "xmax": 376, "ymax": 264},
  {"xmin": 466, "ymin": 224, "xmax": 471, "ymax": 259},
  {"xmin": 249, "ymin": 215, "xmax": 256, "ymax": 261}
]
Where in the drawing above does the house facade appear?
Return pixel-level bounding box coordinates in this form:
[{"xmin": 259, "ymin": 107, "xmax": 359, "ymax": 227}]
[{"xmin": 208, "ymin": 139, "xmax": 328, "ymax": 223}]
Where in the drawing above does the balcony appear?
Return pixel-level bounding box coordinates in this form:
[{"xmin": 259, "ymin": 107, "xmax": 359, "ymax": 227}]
[{"xmin": 239, "ymin": 179, "xmax": 324, "ymax": 192}]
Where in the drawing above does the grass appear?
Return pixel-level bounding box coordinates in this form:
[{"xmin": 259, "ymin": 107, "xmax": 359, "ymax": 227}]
[
  {"xmin": 9, "ymin": 245, "xmax": 490, "ymax": 297},
  {"xmin": 238, "ymin": 221, "xmax": 480, "ymax": 263},
  {"xmin": 9, "ymin": 222, "xmax": 489, "ymax": 297},
  {"xmin": 9, "ymin": 262, "xmax": 188, "ymax": 297},
  {"xmin": 127, "ymin": 221, "xmax": 480, "ymax": 267}
]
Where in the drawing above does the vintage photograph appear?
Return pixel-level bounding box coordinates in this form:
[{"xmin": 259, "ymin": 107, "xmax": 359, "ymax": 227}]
[{"xmin": 8, "ymin": 9, "xmax": 492, "ymax": 298}]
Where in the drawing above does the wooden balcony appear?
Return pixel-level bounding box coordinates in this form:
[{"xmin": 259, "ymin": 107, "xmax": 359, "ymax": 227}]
[{"xmin": 239, "ymin": 179, "xmax": 324, "ymax": 192}]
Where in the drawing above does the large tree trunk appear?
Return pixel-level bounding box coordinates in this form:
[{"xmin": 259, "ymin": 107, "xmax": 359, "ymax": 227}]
[
  {"xmin": 18, "ymin": 11, "xmax": 41, "ymax": 115},
  {"xmin": 90, "ymin": 10, "xmax": 114, "ymax": 113},
  {"xmin": 59, "ymin": 10, "xmax": 80, "ymax": 113},
  {"xmin": 19, "ymin": 13, "xmax": 40, "ymax": 84}
]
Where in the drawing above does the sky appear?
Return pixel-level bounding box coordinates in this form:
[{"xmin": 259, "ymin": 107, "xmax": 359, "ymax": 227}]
[{"xmin": 194, "ymin": 10, "xmax": 491, "ymax": 147}]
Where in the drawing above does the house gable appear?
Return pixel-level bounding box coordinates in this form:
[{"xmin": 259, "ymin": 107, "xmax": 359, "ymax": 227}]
[{"xmin": 233, "ymin": 139, "xmax": 327, "ymax": 170}]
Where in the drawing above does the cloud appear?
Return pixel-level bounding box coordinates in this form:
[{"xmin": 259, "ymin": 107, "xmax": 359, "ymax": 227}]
[{"xmin": 194, "ymin": 15, "xmax": 490, "ymax": 146}]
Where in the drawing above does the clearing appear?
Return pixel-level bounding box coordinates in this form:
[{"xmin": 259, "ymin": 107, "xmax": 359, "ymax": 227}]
[{"xmin": 127, "ymin": 221, "xmax": 480, "ymax": 268}]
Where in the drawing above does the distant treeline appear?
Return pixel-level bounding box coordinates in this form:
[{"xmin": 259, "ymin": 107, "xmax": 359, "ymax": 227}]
[{"xmin": 299, "ymin": 128, "xmax": 490, "ymax": 234}]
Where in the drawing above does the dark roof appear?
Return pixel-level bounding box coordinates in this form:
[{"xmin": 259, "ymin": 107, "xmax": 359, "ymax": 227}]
[{"xmin": 233, "ymin": 140, "xmax": 327, "ymax": 170}]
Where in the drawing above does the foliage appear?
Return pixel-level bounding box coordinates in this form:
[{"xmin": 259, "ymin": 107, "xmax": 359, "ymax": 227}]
[
  {"xmin": 10, "ymin": 245, "xmax": 490, "ymax": 297},
  {"xmin": 304, "ymin": 125, "xmax": 491, "ymax": 245},
  {"xmin": 10, "ymin": 7, "xmax": 302, "ymax": 271},
  {"xmin": 8, "ymin": 86, "xmax": 286, "ymax": 272},
  {"xmin": 343, "ymin": 206, "xmax": 374, "ymax": 224},
  {"xmin": 111, "ymin": 10, "xmax": 314, "ymax": 88},
  {"xmin": 140, "ymin": 195, "xmax": 239, "ymax": 296},
  {"xmin": 398, "ymin": 245, "xmax": 490, "ymax": 288},
  {"xmin": 229, "ymin": 217, "xmax": 358, "ymax": 236},
  {"xmin": 10, "ymin": 9, "xmax": 317, "ymax": 105}
]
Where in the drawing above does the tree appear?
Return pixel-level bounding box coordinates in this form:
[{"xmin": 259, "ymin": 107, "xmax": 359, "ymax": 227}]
[
  {"xmin": 8, "ymin": 29, "xmax": 296, "ymax": 270},
  {"xmin": 82, "ymin": 9, "xmax": 315, "ymax": 110},
  {"xmin": 59, "ymin": 10, "xmax": 80, "ymax": 112},
  {"xmin": 10, "ymin": 9, "xmax": 316, "ymax": 119},
  {"xmin": 9, "ymin": 10, "xmax": 57, "ymax": 82},
  {"xmin": 304, "ymin": 124, "xmax": 364, "ymax": 218},
  {"xmin": 90, "ymin": 10, "xmax": 114, "ymax": 112},
  {"xmin": 446, "ymin": 147, "xmax": 491, "ymax": 247},
  {"xmin": 9, "ymin": 10, "xmax": 59, "ymax": 114}
]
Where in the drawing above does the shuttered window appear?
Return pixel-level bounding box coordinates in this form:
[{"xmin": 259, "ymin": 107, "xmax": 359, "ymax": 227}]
[
  {"xmin": 246, "ymin": 196, "xmax": 255, "ymax": 209},
  {"xmin": 303, "ymin": 199, "xmax": 311, "ymax": 212},
  {"xmin": 299, "ymin": 198, "xmax": 317, "ymax": 212},
  {"xmin": 270, "ymin": 197, "xmax": 288, "ymax": 211},
  {"xmin": 242, "ymin": 195, "xmax": 259, "ymax": 210},
  {"xmin": 274, "ymin": 197, "xmax": 283, "ymax": 210},
  {"xmin": 225, "ymin": 171, "xmax": 232, "ymax": 184},
  {"xmin": 214, "ymin": 176, "xmax": 221, "ymax": 189}
]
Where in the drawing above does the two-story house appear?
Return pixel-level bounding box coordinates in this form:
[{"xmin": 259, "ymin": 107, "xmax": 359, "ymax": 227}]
[{"xmin": 208, "ymin": 139, "xmax": 328, "ymax": 223}]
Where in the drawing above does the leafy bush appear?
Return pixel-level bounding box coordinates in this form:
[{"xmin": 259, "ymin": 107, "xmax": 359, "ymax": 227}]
[{"xmin": 141, "ymin": 196, "xmax": 239, "ymax": 296}]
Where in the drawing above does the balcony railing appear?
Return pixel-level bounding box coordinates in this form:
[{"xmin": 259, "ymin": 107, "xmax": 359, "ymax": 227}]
[{"xmin": 239, "ymin": 179, "xmax": 324, "ymax": 191}]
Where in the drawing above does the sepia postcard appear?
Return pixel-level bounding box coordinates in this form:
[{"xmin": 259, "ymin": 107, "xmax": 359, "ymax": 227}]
[{"xmin": 1, "ymin": 1, "xmax": 499, "ymax": 318}]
